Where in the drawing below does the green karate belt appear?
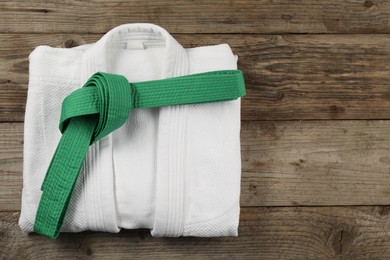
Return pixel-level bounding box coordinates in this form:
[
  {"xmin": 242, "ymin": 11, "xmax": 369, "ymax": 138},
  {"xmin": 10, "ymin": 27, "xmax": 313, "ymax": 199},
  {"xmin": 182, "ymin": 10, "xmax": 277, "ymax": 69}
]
[{"xmin": 34, "ymin": 70, "xmax": 246, "ymax": 239}]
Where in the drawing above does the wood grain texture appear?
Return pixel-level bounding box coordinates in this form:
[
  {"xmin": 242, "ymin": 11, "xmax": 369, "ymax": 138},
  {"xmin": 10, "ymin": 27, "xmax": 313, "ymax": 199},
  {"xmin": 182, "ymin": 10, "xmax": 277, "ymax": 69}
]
[
  {"xmin": 2, "ymin": 207, "xmax": 390, "ymax": 259},
  {"xmin": 2, "ymin": 120, "xmax": 390, "ymax": 211},
  {"xmin": 241, "ymin": 120, "xmax": 390, "ymax": 206},
  {"xmin": 0, "ymin": 0, "xmax": 389, "ymax": 34},
  {"xmin": 0, "ymin": 123, "xmax": 23, "ymax": 211},
  {"xmin": 2, "ymin": 33, "xmax": 390, "ymax": 122},
  {"xmin": 1, "ymin": 2, "xmax": 390, "ymax": 256}
]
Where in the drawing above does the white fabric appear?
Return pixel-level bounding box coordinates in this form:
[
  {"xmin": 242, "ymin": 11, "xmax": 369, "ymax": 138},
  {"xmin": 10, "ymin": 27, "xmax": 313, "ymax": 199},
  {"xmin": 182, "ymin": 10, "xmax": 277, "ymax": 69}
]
[{"xmin": 19, "ymin": 23, "xmax": 242, "ymax": 237}]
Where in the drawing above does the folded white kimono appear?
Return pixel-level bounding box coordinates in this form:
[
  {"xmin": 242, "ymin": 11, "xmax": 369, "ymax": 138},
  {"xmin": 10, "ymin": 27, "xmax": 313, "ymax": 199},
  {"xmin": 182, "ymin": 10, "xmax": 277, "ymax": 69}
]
[{"xmin": 19, "ymin": 23, "xmax": 242, "ymax": 237}]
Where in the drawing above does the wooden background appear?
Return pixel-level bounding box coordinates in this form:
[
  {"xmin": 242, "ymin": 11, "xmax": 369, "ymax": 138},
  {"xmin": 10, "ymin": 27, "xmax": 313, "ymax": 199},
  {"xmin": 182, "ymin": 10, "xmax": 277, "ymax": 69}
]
[{"xmin": 1, "ymin": 0, "xmax": 390, "ymax": 259}]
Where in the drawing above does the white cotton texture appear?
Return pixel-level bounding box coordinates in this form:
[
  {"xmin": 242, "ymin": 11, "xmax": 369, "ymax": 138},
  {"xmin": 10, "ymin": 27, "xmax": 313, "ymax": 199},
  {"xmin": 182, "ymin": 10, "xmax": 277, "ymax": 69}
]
[{"xmin": 19, "ymin": 23, "xmax": 242, "ymax": 237}]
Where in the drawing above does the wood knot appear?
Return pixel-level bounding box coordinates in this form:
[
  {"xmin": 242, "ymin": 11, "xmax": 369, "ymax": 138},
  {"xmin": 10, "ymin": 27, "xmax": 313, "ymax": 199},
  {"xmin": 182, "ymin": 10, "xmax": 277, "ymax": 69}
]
[
  {"xmin": 290, "ymin": 159, "xmax": 304, "ymax": 167},
  {"xmin": 364, "ymin": 0, "xmax": 374, "ymax": 8},
  {"xmin": 63, "ymin": 39, "xmax": 78, "ymax": 48},
  {"xmin": 276, "ymin": 91, "xmax": 285, "ymax": 101},
  {"xmin": 378, "ymin": 206, "xmax": 390, "ymax": 216},
  {"xmin": 62, "ymin": 37, "xmax": 86, "ymax": 48},
  {"xmin": 329, "ymin": 105, "xmax": 345, "ymax": 115}
]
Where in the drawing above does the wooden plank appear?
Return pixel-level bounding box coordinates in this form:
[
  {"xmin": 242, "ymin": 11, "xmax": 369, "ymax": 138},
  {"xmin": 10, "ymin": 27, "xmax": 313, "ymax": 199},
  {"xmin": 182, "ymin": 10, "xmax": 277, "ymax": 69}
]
[
  {"xmin": 241, "ymin": 120, "xmax": 390, "ymax": 206},
  {"xmin": 241, "ymin": 34, "xmax": 390, "ymax": 121},
  {"xmin": 2, "ymin": 120, "xmax": 390, "ymax": 211},
  {"xmin": 0, "ymin": 123, "xmax": 23, "ymax": 211},
  {"xmin": 2, "ymin": 207, "xmax": 390, "ymax": 258},
  {"xmin": 0, "ymin": 0, "xmax": 389, "ymax": 34},
  {"xmin": 2, "ymin": 33, "xmax": 390, "ymax": 122}
]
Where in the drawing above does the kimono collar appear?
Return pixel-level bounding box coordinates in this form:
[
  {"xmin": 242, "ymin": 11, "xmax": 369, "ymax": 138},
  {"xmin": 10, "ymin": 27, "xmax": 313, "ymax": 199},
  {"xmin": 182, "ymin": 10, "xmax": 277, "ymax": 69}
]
[{"xmin": 81, "ymin": 23, "xmax": 189, "ymax": 82}]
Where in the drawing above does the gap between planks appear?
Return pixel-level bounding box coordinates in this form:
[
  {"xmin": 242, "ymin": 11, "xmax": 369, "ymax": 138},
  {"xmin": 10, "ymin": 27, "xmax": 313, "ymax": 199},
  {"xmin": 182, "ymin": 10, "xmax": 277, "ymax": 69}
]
[
  {"xmin": 2, "ymin": 33, "xmax": 390, "ymax": 121},
  {"xmin": 0, "ymin": 0, "xmax": 388, "ymax": 34},
  {"xmin": 2, "ymin": 206, "xmax": 390, "ymax": 259},
  {"xmin": 2, "ymin": 120, "xmax": 390, "ymax": 210}
]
